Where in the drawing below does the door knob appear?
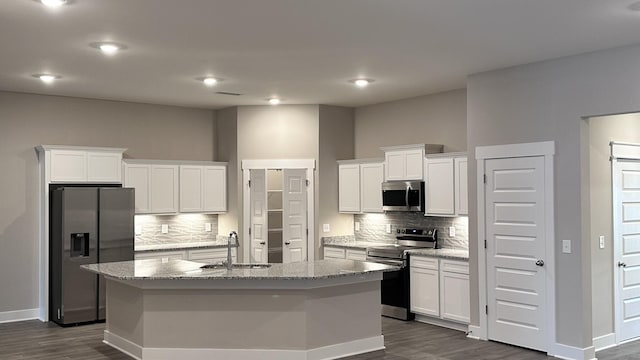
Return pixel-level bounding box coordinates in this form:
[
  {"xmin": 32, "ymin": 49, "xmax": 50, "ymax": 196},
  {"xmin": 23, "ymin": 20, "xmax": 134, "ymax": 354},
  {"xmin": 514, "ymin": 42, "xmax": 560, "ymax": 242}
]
[
  {"xmin": 535, "ymin": 260, "xmax": 544, "ymax": 267},
  {"xmin": 284, "ymin": 241, "xmax": 291, "ymax": 245},
  {"xmin": 618, "ymin": 261, "xmax": 627, "ymax": 268},
  {"xmin": 259, "ymin": 241, "xmax": 266, "ymax": 245}
]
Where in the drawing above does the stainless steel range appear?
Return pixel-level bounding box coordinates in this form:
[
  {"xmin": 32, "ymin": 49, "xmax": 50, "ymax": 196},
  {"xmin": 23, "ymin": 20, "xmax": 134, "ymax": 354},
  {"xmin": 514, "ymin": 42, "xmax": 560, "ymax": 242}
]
[{"xmin": 366, "ymin": 228, "xmax": 437, "ymax": 320}]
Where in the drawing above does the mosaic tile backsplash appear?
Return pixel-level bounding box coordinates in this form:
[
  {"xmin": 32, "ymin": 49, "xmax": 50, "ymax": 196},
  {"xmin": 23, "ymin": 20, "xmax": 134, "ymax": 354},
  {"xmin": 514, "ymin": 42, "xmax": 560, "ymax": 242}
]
[
  {"xmin": 135, "ymin": 214, "xmax": 218, "ymax": 246},
  {"xmin": 354, "ymin": 213, "xmax": 468, "ymax": 250}
]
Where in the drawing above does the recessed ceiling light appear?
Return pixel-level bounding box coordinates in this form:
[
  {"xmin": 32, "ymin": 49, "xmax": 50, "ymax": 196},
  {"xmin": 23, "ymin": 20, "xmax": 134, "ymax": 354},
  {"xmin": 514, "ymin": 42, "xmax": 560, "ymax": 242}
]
[
  {"xmin": 350, "ymin": 78, "xmax": 374, "ymax": 87},
  {"xmin": 268, "ymin": 98, "xmax": 281, "ymax": 105},
  {"xmin": 32, "ymin": 74, "xmax": 61, "ymax": 84},
  {"xmin": 40, "ymin": 0, "xmax": 67, "ymax": 7},
  {"xmin": 90, "ymin": 42, "xmax": 127, "ymax": 55},
  {"xmin": 195, "ymin": 76, "xmax": 223, "ymax": 87}
]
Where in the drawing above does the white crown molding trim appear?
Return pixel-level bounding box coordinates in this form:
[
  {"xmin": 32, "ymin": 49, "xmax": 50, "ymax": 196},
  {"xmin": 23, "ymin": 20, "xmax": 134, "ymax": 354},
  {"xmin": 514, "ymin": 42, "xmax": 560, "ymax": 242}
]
[
  {"xmin": 105, "ymin": 330, "xmax": 383, "ymax": 360},
  {"xmin": 593, "ymin": 333, "xmax": 616, "ymax": 351},
  {"xmin": 549, "ymin": 343, "xmax": 596, "ymax": 360},
  {"xmin": 0, "ymin": 308, "xmax": 39, "ymax": 324}
]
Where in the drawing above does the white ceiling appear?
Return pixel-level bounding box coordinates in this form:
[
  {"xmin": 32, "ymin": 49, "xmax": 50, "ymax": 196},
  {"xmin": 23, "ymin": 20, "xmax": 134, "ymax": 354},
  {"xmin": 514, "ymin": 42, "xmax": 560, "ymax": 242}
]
[{"xmin": 2, "ymin": 0, "xmax": 640, "ymax": 109}]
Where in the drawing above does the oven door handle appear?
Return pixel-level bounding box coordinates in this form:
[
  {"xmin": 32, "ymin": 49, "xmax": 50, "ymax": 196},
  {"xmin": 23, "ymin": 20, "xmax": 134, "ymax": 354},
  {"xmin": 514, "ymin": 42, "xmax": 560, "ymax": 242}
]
[{"xmin": 366, "ymin": 258, "xmax": 404, "ymax": 267}]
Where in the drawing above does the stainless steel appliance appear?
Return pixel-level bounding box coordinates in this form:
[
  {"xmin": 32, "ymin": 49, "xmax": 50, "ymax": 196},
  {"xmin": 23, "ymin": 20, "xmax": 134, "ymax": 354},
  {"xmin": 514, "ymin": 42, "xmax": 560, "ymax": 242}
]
[
  {"xmin": 50, "ymin": 186, "xmax": 134, "ymax": 326},
  {"xmin": 381, "ymin": 181, "xmax": 425, "ymax": 212},
  {"xmin": 366, "ymin": 228, "xmax": 437, "ymax": 320}
]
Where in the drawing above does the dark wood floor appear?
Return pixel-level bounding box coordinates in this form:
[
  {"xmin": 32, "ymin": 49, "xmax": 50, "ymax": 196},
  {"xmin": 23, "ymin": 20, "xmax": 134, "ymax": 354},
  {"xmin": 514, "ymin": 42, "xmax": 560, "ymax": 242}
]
[{"xmin": 0, "ymin": 317, "xmax": 639, "ymax": 359}]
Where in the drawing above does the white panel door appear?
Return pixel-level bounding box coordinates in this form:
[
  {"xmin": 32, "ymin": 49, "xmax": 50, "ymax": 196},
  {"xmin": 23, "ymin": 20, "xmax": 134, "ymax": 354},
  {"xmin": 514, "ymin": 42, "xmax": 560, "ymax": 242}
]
[
  {"xmin": 426, "ymin": 157, "xmax": 455, "ymax": 215},
  {"xmin": 614, "ymin": 160, "xmax": 640, "ymax": 342},
  {"xmin": 485, "ymin": 156, "xmax": 547, "ymax": 351},
  {"xmin": 250, "ymin": 169, "xmax": 268, "ymax": 263},
  {"xmin": 360, "ymin": 162, "xmax": 384, "ymax": 213},
  {"xmin": 283, "ymin": 169, "xmax": 307, "ymax": 263}
]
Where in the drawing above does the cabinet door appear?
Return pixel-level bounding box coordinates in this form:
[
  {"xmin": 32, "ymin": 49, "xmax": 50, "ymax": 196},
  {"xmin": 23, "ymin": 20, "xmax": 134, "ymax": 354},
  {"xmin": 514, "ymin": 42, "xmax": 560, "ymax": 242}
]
[
  {"xmin": 179, "ymin": 166, "xmax": 203, "ymax": 212},
  {"xmin": 385, "ymin": 151, "xmax": 405, "ymax": 181},
  {"xmin": 50, "ymin": 150, "xmax": 87, "ymax": 182},
  {"xmin": 124, "ymin": 164, "xmax": 151, "ymax": 213},
  {"xmin": 338, "ymin": 164, "xmax": 360, "ymax": 213},
  {"xmin": 151, "ymin": 165, "xmax": 179, "ymax": 213},
  {"xmin": 410, "ymin": 266, "xmax": 440, "ymax": 317},
  {"xmin": 323, "ymin": 247, "xmax": 346, "ymax": 259},
  {"xmin": 360, "ymin": 162, "xmax": 384, "ymax": 213},
  {"xmin": 404, "ymin": 149, "xmax": 424, "ymax": 180},
  {"xmin": 426, "ymin": 157, "xmax": 455, "ymax": 215},
  {"xmin": 188, "ymin": 248, "xmax": 236, "ymax": 264},
  {"xmin": 203, "ymin": 166, "xmax": 226, "ymax": 212},
  {"xmin": 455, "ymin": 157, "xmax": 468, "ymax": 215},
  {"xmin": 87, "ymin": 151, "xmax": 122, "ymax": 183},
  {"xmin": 440, "ymin": 271, "xmax": 470, "ymax": 323}
]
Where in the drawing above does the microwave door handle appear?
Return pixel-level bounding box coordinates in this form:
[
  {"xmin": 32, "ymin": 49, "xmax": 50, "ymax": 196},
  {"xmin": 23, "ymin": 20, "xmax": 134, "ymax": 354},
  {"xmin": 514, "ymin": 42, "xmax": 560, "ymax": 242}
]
[{"xmin": 405, "ymin": 186, "xmax": 410, "ymax": 209}]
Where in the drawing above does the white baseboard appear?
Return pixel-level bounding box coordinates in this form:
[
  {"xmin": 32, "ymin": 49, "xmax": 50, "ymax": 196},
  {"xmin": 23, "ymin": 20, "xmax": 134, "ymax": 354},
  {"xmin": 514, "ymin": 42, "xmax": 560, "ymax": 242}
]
[
  {"xmin": 593, "ymin": 333, "xmax": 616, "ymax": 351},
  {"xmin": 104, "ymin": 330, "xmax": 383, "ymax": 360},
  {"xmin": 0, "ymin": 308, "xmax": 39, "ymax": 324},
  {"xmin": 550, "ymin": 342, "xmax": 596, "ymax": 360},
  {"xmin": 414, "ymin": 314, "xmax": 468, "ymax": 332},
  {"xmin": 467, "ymin": 324, "xmax": 485, "ymax": 340}
]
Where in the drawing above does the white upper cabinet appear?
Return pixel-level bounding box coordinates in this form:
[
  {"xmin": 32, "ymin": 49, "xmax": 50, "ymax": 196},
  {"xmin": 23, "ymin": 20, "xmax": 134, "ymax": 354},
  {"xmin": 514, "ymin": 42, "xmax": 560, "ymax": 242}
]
[
  {"xmin": 424, "ymin": 152, "xmax": 467, "ymax": 217},
  {"xmin": 124, "ymin": 163, "xmax": 152, "ymax": 213},
  {"xmin": 180, "ymin": 165, "xmax": 227, "ymax": 213},
  {"xmin": 381, "ymin": 144, "xmax": 443, "ymax": 181},
  {"xmin": 338, "ymin": 163, "xmax": 360, "ymax": 213},
  {"xmin": 454, "ymin": 157, "xmax": 468, "ymax": 215},
  {"xmin": 360, "ymin": 162, "xmax": 384, "ymax": 213},
  {"xmin": 338, "ymin": 160, "xmax": 384, "ymax": 213},
  {"xmin": 150, "ymin": 164, "xmax": 179, "ymax": 213},
  {"xmin": 38, "ymin": 145, "xmax": 125, "ymax": 183},
  {"xmin": 425, "ymin": 157, "xmax": 455, "ymax": 215}
]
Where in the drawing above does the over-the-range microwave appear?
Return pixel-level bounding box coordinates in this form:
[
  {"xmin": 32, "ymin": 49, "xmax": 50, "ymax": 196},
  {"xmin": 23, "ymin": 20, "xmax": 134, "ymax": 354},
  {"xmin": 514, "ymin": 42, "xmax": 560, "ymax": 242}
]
[{"xmin": 381, "ymin": 181, "xmax": 425, "ymax": 212}]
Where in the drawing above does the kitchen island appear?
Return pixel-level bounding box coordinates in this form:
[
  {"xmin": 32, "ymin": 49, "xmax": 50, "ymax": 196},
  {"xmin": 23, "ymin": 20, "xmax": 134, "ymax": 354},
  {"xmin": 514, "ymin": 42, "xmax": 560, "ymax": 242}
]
[{"xmin": 82, "ymin": 259, "xmax": 397, "ymax": 360}]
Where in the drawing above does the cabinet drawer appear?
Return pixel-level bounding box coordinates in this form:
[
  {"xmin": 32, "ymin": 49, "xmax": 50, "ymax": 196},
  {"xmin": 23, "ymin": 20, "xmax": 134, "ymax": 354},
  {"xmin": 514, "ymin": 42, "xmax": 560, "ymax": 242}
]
[
  {"xmin": 135, "ymin": 250, "xmax": 185, "ymax": 261},
  {"xmin": 324, "ymin": 247, "xmax": 346, "ymax": 259},
  {"xmin": 410, "ymin": 256, "xmax": 438, "ymax": 270},
  {"xmin": 188, "ymin": 248, "xmax": 236, "ymax": 262},
  {"xmin": 440, "ymin": 259, "xmax": 469, "ymax": 275},
  {"xmin": 346, "ymin": 249, "xmax": 367, "ymax": 261}
]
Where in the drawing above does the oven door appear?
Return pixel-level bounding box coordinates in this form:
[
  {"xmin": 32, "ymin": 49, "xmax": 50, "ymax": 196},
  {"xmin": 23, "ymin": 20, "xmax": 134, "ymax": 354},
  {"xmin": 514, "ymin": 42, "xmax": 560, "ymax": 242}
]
[{"xmin": 366, "ymin": 256, "xmax": 414, "ymax": 320}]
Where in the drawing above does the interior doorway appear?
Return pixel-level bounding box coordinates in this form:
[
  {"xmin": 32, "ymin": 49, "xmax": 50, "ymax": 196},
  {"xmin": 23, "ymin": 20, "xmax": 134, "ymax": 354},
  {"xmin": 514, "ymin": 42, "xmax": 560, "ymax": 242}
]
[{"xmin": 242, "ymin": 159, "xmax": 315, "ymax": 264}]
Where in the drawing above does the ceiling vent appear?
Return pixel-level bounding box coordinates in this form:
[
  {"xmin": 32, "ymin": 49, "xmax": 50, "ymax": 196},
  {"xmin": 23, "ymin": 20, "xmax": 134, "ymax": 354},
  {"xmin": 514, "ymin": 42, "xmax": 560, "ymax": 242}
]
[{"xmin": 215, "ymin": 91, "xmax": 242, "ymax": 96}]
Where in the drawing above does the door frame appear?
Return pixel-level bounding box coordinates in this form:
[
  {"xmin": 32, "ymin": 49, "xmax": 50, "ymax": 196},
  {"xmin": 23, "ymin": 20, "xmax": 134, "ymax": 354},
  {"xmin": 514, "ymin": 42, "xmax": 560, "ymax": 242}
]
[
  {"xmin": 611, "ymin": 141, "xmax": 640, "ymax": 344},
  {"xmin": 241, "ymin": 159, "xmax": 315, "ymax": 263},
  {"xmin": 474, "ymin": 141, "xmax": 556, "ymax": 353}
]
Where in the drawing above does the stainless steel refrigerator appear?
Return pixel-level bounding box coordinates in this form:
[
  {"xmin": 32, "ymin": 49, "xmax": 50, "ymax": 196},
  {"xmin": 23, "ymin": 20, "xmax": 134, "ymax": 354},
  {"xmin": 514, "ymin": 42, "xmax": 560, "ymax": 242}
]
[{"xmin": 50, "ymin": 186, "xmax": 134, "ymax": 326}]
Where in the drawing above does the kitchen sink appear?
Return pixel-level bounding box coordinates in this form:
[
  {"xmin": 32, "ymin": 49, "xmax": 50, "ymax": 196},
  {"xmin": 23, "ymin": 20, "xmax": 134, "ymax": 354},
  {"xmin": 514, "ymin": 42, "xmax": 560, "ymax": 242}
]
[{"xmin": 200, "ymin": 263, "xmax": 272, "ymax": 270}]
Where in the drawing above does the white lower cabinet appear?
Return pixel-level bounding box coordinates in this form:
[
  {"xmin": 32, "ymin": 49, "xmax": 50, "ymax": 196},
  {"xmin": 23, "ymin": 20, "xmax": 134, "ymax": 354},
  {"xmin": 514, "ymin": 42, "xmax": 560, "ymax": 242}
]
[
  {"xmin": 410, "ymin": 256, "xmax": 469, "ymax": 326},
  {"xmin": 135, "ymin": 248, "xmax": 236, "ymax": 263},
  {"xmin": 323, "ymin": 246, "xmax": 366, "ymax": 261}
]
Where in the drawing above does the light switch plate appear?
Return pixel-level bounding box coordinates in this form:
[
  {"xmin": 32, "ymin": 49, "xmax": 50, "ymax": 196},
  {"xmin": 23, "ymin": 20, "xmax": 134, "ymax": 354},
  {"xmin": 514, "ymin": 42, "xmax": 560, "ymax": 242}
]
[
  {"xmin": 323, "ymin": 224, "xmax": 330, "ymax": 233},
  {"xmin": 449, "ymin": 226, "xmax": 456, "ymax": 237},
  {"xmin": 386, "ymin": 224, "xmax": 392, "ymax": 233},
  {"xmin": 354, "ymin": 222, "xmax": 360, "ymax": 231},
  {"xmin": 562, "ymin": 239, "xmax": 571, "ymax": 253},
  {"xmin": 205, "ymin": 223, "xmax": 212, "ymax": 232},
  {"xmin": 599, "ymin": 235, "xmax": 605, "ymax": 249},
  {"xmin": 161, "ymin": 224, "xmax": 169, "ymax": 234}
]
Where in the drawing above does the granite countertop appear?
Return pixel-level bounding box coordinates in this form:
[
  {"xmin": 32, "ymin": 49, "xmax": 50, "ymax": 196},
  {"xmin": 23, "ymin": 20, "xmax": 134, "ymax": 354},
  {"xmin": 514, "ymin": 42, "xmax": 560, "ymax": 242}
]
[
  {"xmin": 405, "ymin": 248, "xmax": 469, "ymax": 261},
  {"xmin": 135, "ymin": 240, "xmax": 234, "ymax": 252},
  {"xmin": 81, "ymin": 258, "xmax": 399, "ymax": 280}
]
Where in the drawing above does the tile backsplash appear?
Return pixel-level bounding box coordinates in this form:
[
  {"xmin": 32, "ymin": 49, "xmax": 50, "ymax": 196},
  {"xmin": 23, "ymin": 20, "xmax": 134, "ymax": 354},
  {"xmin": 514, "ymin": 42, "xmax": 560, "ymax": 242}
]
[
  {"xmin": 135, "ymin": 214, "xmax": 218, "ymax": 246},
  {"xmin": 354, "ymin": 213, "xmax": 468, "ymax": 250}
]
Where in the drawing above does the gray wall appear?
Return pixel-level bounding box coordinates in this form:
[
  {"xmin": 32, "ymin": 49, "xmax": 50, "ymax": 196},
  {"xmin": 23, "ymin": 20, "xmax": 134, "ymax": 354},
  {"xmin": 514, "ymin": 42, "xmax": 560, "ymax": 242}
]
[
  {"xmin": 318, "ymin": 105, "xmax": 355, "ymax": 256},
  {"xmin": 354, "ymin": 89, "xmax": 467, "ymax": 158},
  {"xmin": 588, "ymin": 113, "xmax": 640, "ymax": 339},
  {"xmin": 467, "ymin": 44, "xmax": 640, "ymax": 348},
  {"xmin": 0, "ymin": 91, "xmax": 215, "ymax": 314},
  {"xmin": 215, "ymin": 107, "xmax": 239, "ymax": 239}
]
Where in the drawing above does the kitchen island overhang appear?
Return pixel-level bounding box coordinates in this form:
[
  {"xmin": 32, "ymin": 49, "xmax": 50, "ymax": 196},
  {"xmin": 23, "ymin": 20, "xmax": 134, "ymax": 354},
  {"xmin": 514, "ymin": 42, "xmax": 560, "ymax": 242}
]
[{"xmin": 82, "ymin": 259, "xmax": 398, "ymax": 360}]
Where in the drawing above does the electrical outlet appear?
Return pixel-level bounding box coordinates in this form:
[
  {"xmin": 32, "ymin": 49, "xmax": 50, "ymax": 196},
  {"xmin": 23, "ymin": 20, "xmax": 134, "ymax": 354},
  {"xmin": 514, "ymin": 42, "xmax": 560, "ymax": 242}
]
[
  {"xmin": 323, "ymin": 224, "xmax": 330, "ymax": 233},
  {"xmin": 354, "ymin": 222, "xmax": 360, "ymax": 231},
  {"xmin": 449, "ymin": 226, "xmax": 456, "ymax": 237},
  {"xmin": 161, "ymin": 224, "xmax": 169, "ymax": 234},
  {"xmin": 135, "ymin": 224, "xmax": 143, "ymax": 235},
  {"xmin": 562, "ymin": 239, "xmax": 571, "ymax": 254},
  {"xmin": 205, "ymin": 223, "xmax": 212, "ymax": 232},
  {"xmin": 386, "ymin": 224, "xmax": 392, "ymax": 233},
  {"xmin": 599, "ymin": 235, "xmax": 605, "ymax": 249}
]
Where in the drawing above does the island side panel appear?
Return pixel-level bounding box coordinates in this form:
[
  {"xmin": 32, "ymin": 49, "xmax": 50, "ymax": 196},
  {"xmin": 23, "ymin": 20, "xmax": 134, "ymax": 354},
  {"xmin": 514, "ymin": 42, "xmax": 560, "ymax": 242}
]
[
  {"xmin": 305, "ymin": 281, "xmax": 383, "ymax": 349},
  {"xmin": 105, "ymin": 280, "xmax": 145, "ymax": 348}
]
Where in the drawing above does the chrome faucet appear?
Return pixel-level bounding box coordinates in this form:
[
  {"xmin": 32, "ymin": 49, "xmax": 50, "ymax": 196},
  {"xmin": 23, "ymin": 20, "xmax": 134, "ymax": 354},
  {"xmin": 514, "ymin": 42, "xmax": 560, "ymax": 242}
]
[{"xmin": 227, "ymin": 231, "xmax": 238, "ymax": 270}]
